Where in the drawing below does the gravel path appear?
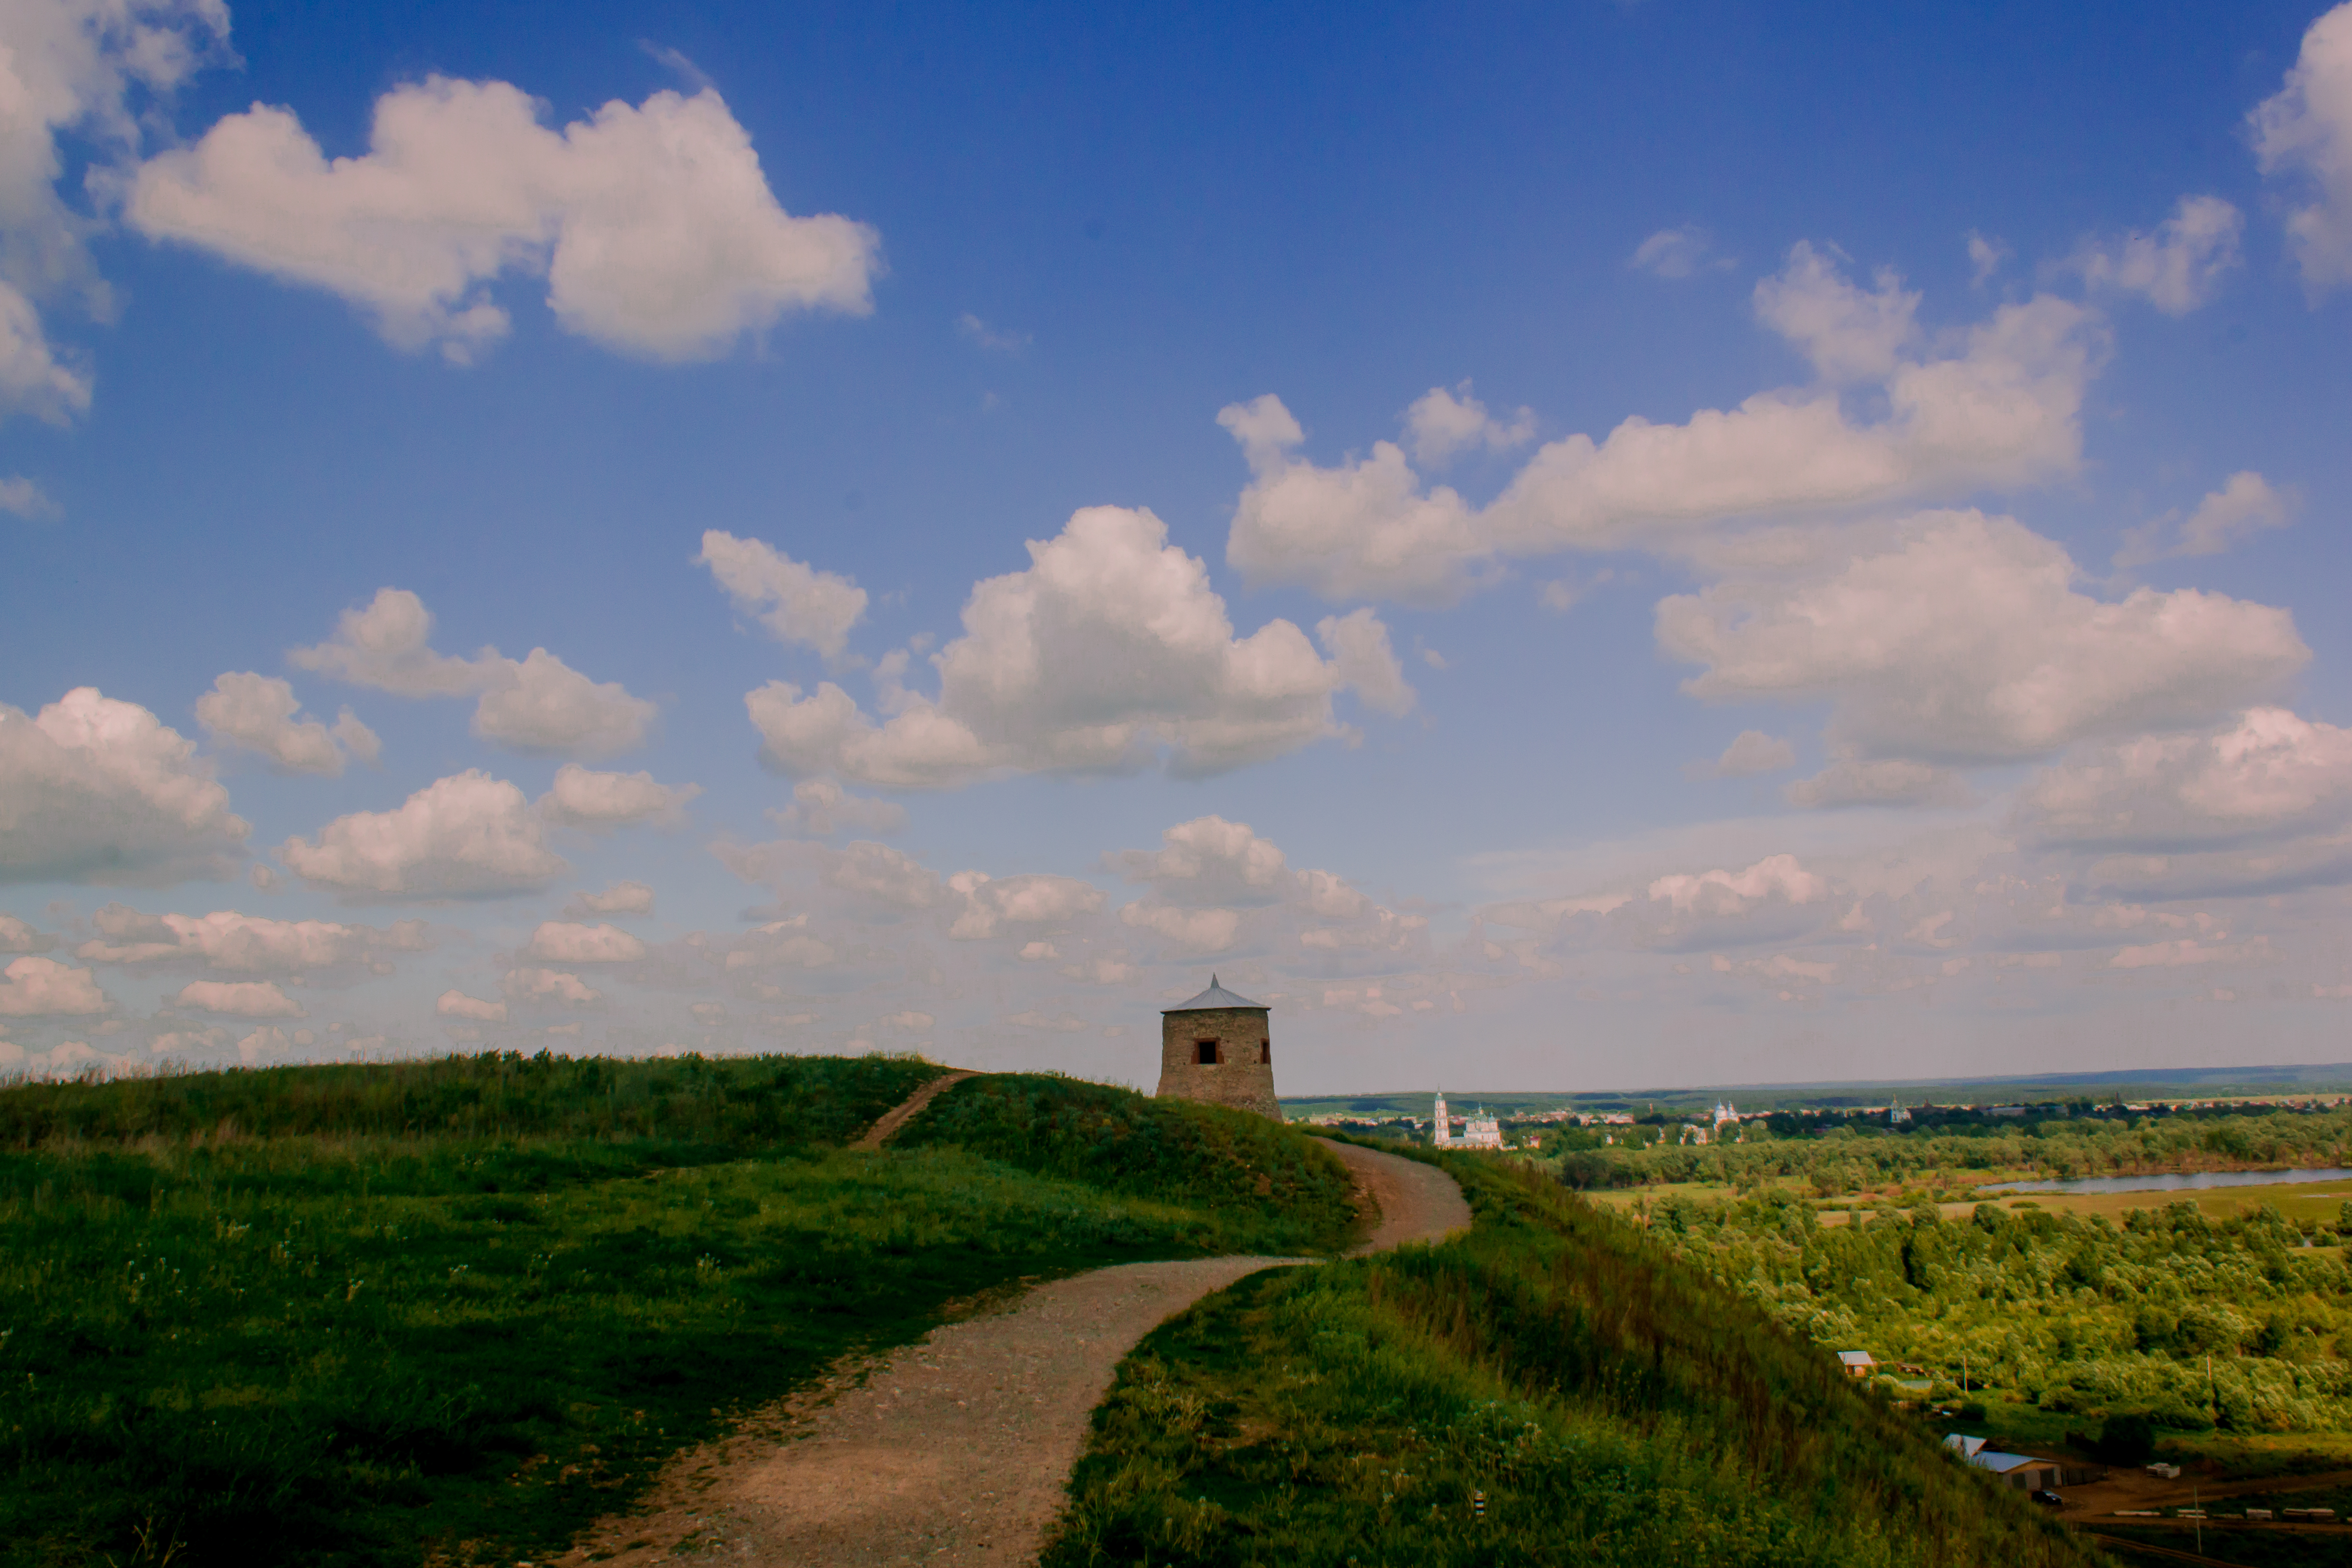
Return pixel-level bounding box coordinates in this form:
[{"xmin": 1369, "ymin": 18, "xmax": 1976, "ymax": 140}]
[{"xmin": 555, "ymin": 1137, "xmax": 1465, "ymax": 1568}]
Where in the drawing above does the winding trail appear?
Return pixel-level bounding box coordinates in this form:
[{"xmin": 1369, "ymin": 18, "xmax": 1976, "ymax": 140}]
[{"xmin": 556, "ymin": 1115, "xmax": 1467, "ymax": 1568}]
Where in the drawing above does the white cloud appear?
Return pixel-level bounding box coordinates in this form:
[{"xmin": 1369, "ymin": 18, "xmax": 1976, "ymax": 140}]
[
  {"xmin": 128, "ymin": 78, "xmax": 879, "ymax": 361},
  {"xmin": 1656, "ymin": 510, "xmax": 2307, "ymax": 763},
  {"xmin": 745, "ymin": 506, "xmax": 1363, "ymax": 787},
  {"xmin": 1223, "ymin": 248, "xmax": 2102, "ymax": 604},
  {"xmin": 72, "ymin": 905, "xmax": 403, "ymax": 972},
  {"xmin": 1109, "ymin": 816, "xmax": 1289, "ymax": 906},
  {"xmin": 2115, "ymin": 472, "xmax": 2298, "ymax": 569},
  {"xmin": 0, "ymin": 687, "xmax": 249, "ymax": 885},
  {"xmin": 2068, "ymin": 196, "xmax": 2244, "ymax": 315},
  {"xmin": 2019, "ymin": 708, "xmax": 2352, "ymax": 851},
  {"xmin": 1696, "ymin": 729, "xmax": 1795, "ymax": 779},
  {"xmin": 436, "ymin": 989, "xmax": 507, "ymax": 1022},
  {"xmin": 1648, "ymin": 853, "xmax": 1827, "ymax": 916},
  {"xmin": 277, "ymin": 770, "xmax": 567, "ymax": 899},
  {"xmin": 947, "ymin": 871, "xmax": 1105, "ymax": 940},
  {"xmin": 563, "ymin": 880, "xmax": 654, "ymax": 918},
  {"xmin": 0, "ymin": 914, "xmax": 52, "ymax": 951},
  {"xmin": 2253, "ymin": 3, "xmax": 2352, "ymax": 295},
  {"xmin": 537, "ymin": 764, "xmax": 700, "ymax": 829},
  {"xmin": 877, "ymin": 1010, "xmax": 933, "ymax": 1031},
  {"xmin": 2110, "ymin": 937, "xmax": 2265, "ymax": 970},
  {"xmin": 768, "ymin": 777, "xmax": 906, "ymax": 838},
  {"xmin": 1783, "ymin": 755, "xmax": 1972, "ymax": 810},
  {"xmin": 0, "ymin": 0, "xmax": 230, "ymax": 425},
  {"xmin": 1628, "ymin": 224, "xmax": 1729, "ymax": 278},
  {"xmin": 290, "ymin": 589, "xmax": 654, "ymax": 756},
  {"xmin": 821, "ymin": 840, "xmax": 942, "ymax": 910},
  {"xmin": 172, "ymin": 978, "xmax": 301, "ymax": 1017},
  {"xmin": 1118, "ymin": 901, "xmax": 1241, "ymax": 953},
  {"xmin": 0, "ymin": 475, "xmax": 59, "ymax": 519},
  {"xmin": 696, "ymin": 530, "xmax": 867, "ymax": 659},
  {"xmin": 1315, "ymin": 609, "xmax": 1415, "ymax": 717},
  {"xmin": 195, "ymin": 672, "xmax": 378, "ymax": 774},
  {"xmin": 1402, "ymin": 381, "xmax": 1535, "ymax": 466},
  {"xmin": 502, "ymin": 966, "xmax": 602, "ymax": 1007},
  {"xmin": 236, "ymin": 1024, "xmax": 289, "ymax": 1061},
  {"xmin": 524, "ymin": 920, "xmax": 647, "ymax": 963},
  {"xmin": 0, "ymin": 953, "xmax": 107, "ymax": 1014},
  {"xmin": 1966, "ymin": 232, "xmax": 2011, "ymax": 285}
]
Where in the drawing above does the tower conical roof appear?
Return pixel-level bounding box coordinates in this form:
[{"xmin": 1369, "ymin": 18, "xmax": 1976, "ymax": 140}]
[{"xmin": 1162, "ymin": 974, "xmax": 1267, "ymax": 1012}]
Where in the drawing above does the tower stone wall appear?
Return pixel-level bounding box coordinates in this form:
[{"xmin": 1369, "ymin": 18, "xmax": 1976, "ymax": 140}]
[{"xmin": 1154, "ymin": 986, "xmax": 1281, "ymax": 1120}]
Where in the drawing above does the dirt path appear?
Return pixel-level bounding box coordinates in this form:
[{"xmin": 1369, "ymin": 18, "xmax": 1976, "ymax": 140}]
[
  {"xmin": 851, "ymin": 1070, "xmax": 978, "ymax": 1150},
  {"xmin": 556, "ymin": 1138, "xmax": 1465, "ymax": 1567}
]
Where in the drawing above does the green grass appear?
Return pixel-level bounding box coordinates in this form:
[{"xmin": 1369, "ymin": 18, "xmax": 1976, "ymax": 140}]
[
  {"xmin": 0, "ymin": 1053, "xmax": 1358, "ymax": 1568},
  {"xmin": 1041, "ymin": 1142, "xmax": 2103, "ymax": 1568}
]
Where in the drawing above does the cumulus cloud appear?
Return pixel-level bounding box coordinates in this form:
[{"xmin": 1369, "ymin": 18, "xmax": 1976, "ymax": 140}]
[
  {"xmin": 1223, "ymin": 247, "xmax": 2102, "ymax": 603},
  {"xmin": 536, "ymin": 764, "xmax": 700, "ymax": 829},
  {"xmin": 1315, "ymin": 609, "xmax": 1415, "ymax": 717},
  {"xmin": 947, "ymin": 871, "xmax": 1105, "ymax": 940},
  {"xmin": 1402, "ymin": 382, "xmax": 1535, "ymax": 466},
  {"xmin": 2067, "ymin": 196, "xmax": 2244, "ymax": 314},
  {"xmin": 0, "ymin": 914, "xmax": 49, "ymax": 953},
  {"xmin": 563, "ymin": 880, "xmax": 654, "ymax": 918},
  {"xmin": 1108, "ymin": 816, "xmax": 1289, "ymax": 906},
  {"xmin": 1694, "ymin": 729, "xmax": 1795, "ymax": 779},
  {"xmin": 0, "ymin": 687, "xmax": 249, "ymax": 885},
  {"xmin": 0, "ymin": 953, "xmax": 107, "ymax": 1014},
  {"xmin": 502, "ymin": 966, "xmax": 601, "ymax": 1007},
  {"xmin": 0, "ymin": 475, "xmax": 59, "ymax": 519},
  {"xmin": 195, "ymin": 672, "xmax": 378, "ymax": 774},
  {"xmin": 1119, "ymin": 901, "xmax": 1241, "ymax": 953},
  {"xmin": 1628, "ymin": 224, "xmax": 1730, "ymax": 278},
  {"xmin": 2253, "ymin": 3, "xmax": 2352, "ymax": 295},
  {"xmin": 128, "ymin": 77, "xmax": 879, "ymax": 361},
  {"xmin": 524, "ymin": 920, "xmax": 648, "ymax": 963},
  {"xmin": 0, "ymin": 0, "xmax": 230, "ymax": 426},
  {"xmin": 290, "ymin": 589, "xmax": 655, "ymax": 756},
  {"xmin": 745, "ymin": 506, "xmax": 1380, "ymax": 787},
  {"xmin": 768, "ymin": 778, "xmax": 906, "ymax": 838},
  {"xmin": 1656, "ymin": 510, "xmax": 2307, "ymax": 763},
  {"xmin": 2114, "ymin": 472, "xmax": 2297, "ymax": 569},
  {"xmin": 277, "ymin": 770, "xmax": 567, "ymax": 899},
  {"xmin": 71, "ymin": 905, "xmax": 420, "ymax": 973},
  {"xmin": 436, "ymin": 989, "xmax": 507, "ymax": 1022},
  {"xmin": 173, "ymin": 977, "xmax": 302, "ymax": 1017},
  {"xmin": 2019, "ymin": 708, "xmax": 2352, "ymax": 852},
  {"xmin": 696, "ymin": 530, "xmax": 867, "ymax": 659}
]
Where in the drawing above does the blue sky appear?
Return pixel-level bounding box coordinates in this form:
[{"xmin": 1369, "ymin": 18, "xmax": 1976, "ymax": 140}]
[{"xmin": 5, "ymin": 0, "xmax": 2352, "ymax": 1093}]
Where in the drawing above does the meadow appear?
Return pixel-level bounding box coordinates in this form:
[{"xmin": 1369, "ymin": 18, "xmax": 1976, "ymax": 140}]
[
  {"xmin": 1041, "ymin": 1143, "xmax": 2099, "ymax": 1568},
  {"xmin": 0, "ymin": 1054, "xmax": 1357, "ymax": 1568}
]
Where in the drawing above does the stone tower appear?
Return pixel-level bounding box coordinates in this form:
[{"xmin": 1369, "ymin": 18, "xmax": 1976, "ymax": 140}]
[{"xmin": 1155, "ymin": 975, "xmax": 1281, "ymax": 1120}]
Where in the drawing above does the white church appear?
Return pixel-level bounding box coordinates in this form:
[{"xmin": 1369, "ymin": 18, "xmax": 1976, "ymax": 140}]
[{"xmin": 1431, "ymin": 1090, "xmax": 1504, "ymax": 1150}]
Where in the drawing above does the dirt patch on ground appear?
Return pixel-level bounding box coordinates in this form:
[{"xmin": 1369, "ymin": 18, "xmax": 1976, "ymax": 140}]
[{"xmin": 554, "ymin": 1140, "xmax": 1464, "ymax": 1567}]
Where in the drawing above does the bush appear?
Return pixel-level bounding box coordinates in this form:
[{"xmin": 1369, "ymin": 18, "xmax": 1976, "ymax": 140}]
[
  {"xmin": 1958, "ymin": 1402, "xmax": 1989, "ymax": 1423},
  {"xmin": 2097, "ymin": 1413, "xmax": 2156, "ymax": 1466}
]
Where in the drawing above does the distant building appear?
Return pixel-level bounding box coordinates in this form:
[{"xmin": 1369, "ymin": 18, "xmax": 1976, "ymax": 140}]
[
  {"xmin": 1432, "ymin": 1089, "xmax": 1451, "ymax": 1147},
  {"xmin": 1459, "ymin": 1107, "xmax": 1503, "ymax": 1149},
  {"xmin": 1888, "ymin": 1098, "xmax": 1911, "ymax": 1126},
  {"xmin": 1837, "ymin": 1350, "xmax": 1877, "ymax": 1378},
  {"xmin": 1942, "ymin": 1435, "xmax": 2063, "ymax": 1491},
  {"xmin": 1154, "ymin": 976, "xmax": 1280, "ymax": 1120},
  {"xmin": 1712, "ymin": 1101, "xmax": 1739, "ymax": 1128}
]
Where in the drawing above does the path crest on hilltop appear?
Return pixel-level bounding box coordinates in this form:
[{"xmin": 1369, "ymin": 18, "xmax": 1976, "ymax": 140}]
[
  {"xmin": 557, "ymin": 1120, "xmax": 1467, "ymax": 1568},
  {"xmin": 851, "ymin": 1069, "xmax": 978, "ymax": 1150}
]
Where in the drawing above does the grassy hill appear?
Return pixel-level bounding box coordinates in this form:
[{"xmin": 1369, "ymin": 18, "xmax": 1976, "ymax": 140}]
[
  {"xmin": 1045, "ymin": 1138, "xmax": 2105, "ymax": 1568},
  {"xmin": 0, "ymin": 1054, "xmax": 1355, "ymax": 1568}
]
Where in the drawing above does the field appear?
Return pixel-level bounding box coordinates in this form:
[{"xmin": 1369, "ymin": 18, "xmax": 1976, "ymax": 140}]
[
  {"xmin": 1041, "ymin": 1139, "xmax": 2100, "ymax": 1568},
  {"xmin": 0, "ymin": 1054, "xmax": 1357, "ymax": 1568}
]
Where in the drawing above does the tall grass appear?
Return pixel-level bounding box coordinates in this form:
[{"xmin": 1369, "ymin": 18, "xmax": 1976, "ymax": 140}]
[
  {"xmin": 1043, "ymin": 1143, "xmax": 2105, "ymax": 1568},
  {"xmin": 0, "ymin": 1054, "xmax": 1356, "ymax": 1568}
]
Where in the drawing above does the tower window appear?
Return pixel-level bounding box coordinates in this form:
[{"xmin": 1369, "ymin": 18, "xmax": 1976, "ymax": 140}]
[
  {"xmin": 1196, "ymin": 1039, "xmax": 1219, "ymax": 1065},
  {"xmin": 1259, "ymin": 1039, "xmax": 1272, "ymax": 1064}
]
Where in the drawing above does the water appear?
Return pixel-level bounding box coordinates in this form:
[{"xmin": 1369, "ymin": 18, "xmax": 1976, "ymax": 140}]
[{"xmin": 1985, "ymin": 1167, "xmax": 2352, "ymax": 1196}]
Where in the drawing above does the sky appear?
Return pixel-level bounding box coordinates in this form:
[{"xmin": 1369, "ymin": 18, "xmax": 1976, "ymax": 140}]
[{"xmin": 4, "ymin": 0, "xmax": 2352, "ymax": 1095}]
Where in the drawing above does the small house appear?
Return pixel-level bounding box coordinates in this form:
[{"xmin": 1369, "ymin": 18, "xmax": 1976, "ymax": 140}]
[{"xmin": 1837, "ymin": 1350, "xmax": 1876, "ymax": 1378}]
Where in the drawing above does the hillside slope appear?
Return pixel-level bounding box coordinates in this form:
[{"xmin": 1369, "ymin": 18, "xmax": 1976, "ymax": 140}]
[
  {"xmin": 0, "ymin": 1054, "xmax": 1355, "ymax": 1568},
  {"xmin": 1046, "ymin": 1142, "xmax": 2104, "ymax": 1568}
]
